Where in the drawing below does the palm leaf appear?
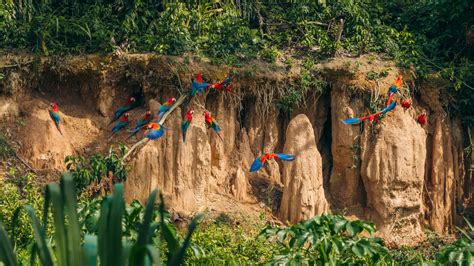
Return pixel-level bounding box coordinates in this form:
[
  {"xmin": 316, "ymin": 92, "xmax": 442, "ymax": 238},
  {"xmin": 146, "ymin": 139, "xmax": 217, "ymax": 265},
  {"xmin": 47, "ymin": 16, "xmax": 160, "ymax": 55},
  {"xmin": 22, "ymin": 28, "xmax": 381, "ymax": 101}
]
[{"xmin": 0, "ymin": 220, "xmax": 17, "ymax": 266}]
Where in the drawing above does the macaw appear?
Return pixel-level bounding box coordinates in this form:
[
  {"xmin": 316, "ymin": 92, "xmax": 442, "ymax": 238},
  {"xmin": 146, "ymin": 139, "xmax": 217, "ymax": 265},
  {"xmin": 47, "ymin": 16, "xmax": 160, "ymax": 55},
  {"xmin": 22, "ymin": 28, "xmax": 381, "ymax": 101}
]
[
  {"xmin": 126, "ymin": 110, "xmax": 154, "ymax": 140},
  {"xmin": 156, "ymin": 97, "xmax": 176, "ymax": 120},
  {"xmin": 181, "ymin": 109, "xmax": 194, "ymax": 142},
  {"xmin": 417, "ymin": 113, "xmax": 426, "ymax": 125},
  {"xmin": 401, "ymin": 98, "xmax": 412, "ymax": 110},
  {"xmin": 109, "ymin": 113, "xmax": 130, "ymax": 140},
  {"xmin": 204, "ymin": 111, "xmax": 223, "ymax": 142},
  {"xmin": 250, "ymin": 153, "xmax": 296, "ymax": 172},
  {"xmin": 145, "ymin": 122, "xmax": 165, "ymax": 140},
  {"xmin": 386, "ymin": 76, "xmax": 402, "ymax": 107},
  {"xmin": 342, "ymin": 101, "xmax": 397, "ymax": 125},
  {"xmin": 109, "ymin": 96, "xmax": 136, "ymax": 125},
  {"xmin": 209, "ymin": 75, "xmax": 236, "ymax": 95},
  {"xmin": 49, "ymin": 102, "xmax": 63, "ymax": 135},
  {"xmin": 188, "ymin": 73, "xmax": 212, "ymax": 97}
]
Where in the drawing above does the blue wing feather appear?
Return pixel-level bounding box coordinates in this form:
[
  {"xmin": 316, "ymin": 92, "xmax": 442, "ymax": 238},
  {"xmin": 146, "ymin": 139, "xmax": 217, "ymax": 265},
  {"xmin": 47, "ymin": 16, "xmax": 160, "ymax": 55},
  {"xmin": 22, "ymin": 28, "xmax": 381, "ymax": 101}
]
[
  {"xmin": 341, "ymin": 117, "xmax": 361, "ymax": 125},
  {"xmin": 146, "ymin": 128, "xmax": 165, "ymax": 140},
  {"xmin": 112, "ymin": 121, "xmax": 129, "ymax": 133},
  {"xmin": 250, "ymin": 157, "xmax": 263, "ymax": 172},
  {"xmin": 114, "ymin": 106, "xmax": 130, "ymax": 120},
  {"xmin": 381, "ymin": 101, "xmax": 397, "ymax": 114},
  {"xmin": 276, "ymin": 153, "xmax": 296, "ymax": 161},
  {"xmin": 49, "ymin": 111, "xmax": 60, "ymax": 124},
  {"xmin": 181, "ymin": 121, "xmax": 190, "ymax": 142}
]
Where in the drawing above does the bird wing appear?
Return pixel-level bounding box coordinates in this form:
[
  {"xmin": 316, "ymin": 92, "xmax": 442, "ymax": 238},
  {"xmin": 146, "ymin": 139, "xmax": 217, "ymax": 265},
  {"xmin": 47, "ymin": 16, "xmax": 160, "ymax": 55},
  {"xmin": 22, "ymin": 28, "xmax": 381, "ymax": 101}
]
[
  {"xmin": 49, "ymin": 111, "xmax": 60, "ymax": 124},
  {"xmin": 341, "ymin": 117, "xmax": 361, "ymax": 125},
  {"xmin": 276, "ymin": 153, "xmax": 296, "ymax": 161},
  {"xmin": 381, "ymin": 101, "xmax": 397, "ymax": 114},
  {"xmin": 250, "ymin": 157, "xmax": 264, "ymax": 172},
  {"xmin": 146, "ymin": 128, "xmax": 165, "ymax": 140}
]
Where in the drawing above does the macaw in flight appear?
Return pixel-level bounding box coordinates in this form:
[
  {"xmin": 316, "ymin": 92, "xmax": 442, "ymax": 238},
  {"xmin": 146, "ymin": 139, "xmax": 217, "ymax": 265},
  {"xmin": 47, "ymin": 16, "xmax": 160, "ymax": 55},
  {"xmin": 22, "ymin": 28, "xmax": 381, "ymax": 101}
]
[
  {"xmin": 126, "ymin": 110, "xmax": 154, "ymax": 140},
  {"xmin": 109, "ymin": 96, "xmax": 136, "ymax": 125},
  {"xmin": 209, "ymin": 75, "xmax": 236, "ymax": 95},
  {"xmin": 204, "ymin": 111, "xmax": 223, "ymax": 142},
  {"xmin": 250, "ymin": 153, "xmax": 296, "ymax": 172},
  {"xmin": 342, "ymin": 101, "xmax": 397, "ymax": 125},
  {"xmin": 49, "ymin": 102, "xmax": 63, "ymax": 135},
  {"xmin": 181, "ymin": 109, "xmax": 194, "ymax": 142},
  {"xmin": 386, "ymin": 76, "xmax": 402, "ymax": 107},
  {"xmin": 109, "ymin": 112, "xmax": 130, "ymax": 140},
  {"xmin": 157, "ymin": 97, "xmax": 176, "ymax": 120},
  {"xmin": 145, "ymin": 122, "xmax": 165, "ymax": 140}
]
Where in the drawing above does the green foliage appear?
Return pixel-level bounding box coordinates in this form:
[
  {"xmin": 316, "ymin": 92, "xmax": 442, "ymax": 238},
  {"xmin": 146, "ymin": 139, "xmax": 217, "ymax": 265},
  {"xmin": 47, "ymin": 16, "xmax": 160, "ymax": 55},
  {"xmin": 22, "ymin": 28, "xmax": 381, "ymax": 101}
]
[
  {"xmin": 435, "ymin": 218, "xmax": 474, "ymax": 265},
  {"xmin": 0, "ymin": 134, "xmax": 14, "ymax": 160},
  {"xmin": 0, "ymin": 172, "xmax": 43, "ymax": 249},
  {"xmin": 65, "ymin": 145, "xmax": 127, "ymax": 191},
  {"xmin": 0, "ymin": 173, "xmax": 203, "ymax": 266},
  {"xmin": 187, "ymin": 219, "xmax": 277, "ymax": 264},
  {"xmin": 260, "ymin": 214, "xmax": 391, "ymax": 264}
]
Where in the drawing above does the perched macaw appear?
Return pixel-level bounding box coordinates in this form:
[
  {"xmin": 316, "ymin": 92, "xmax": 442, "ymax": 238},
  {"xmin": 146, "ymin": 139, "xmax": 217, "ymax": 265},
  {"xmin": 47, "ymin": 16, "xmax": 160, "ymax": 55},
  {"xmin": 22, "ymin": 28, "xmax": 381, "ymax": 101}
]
[
  {"xmin": 250, "ymin": 153, "xmax": 296, "ymax": 172},
  {"xmin": 342, "ymin": 101, "xmax": 397, "ymax": 125},
  {"xmin": 109, "ymin": 96, "xmax": 136, "ymax": 125},
  {"xmin": 386, "ymin": 76, "xmax": 402, "ymax": 107},
  {"xmin": 109, "ymin": 113, "xmax": 130, "ymax": 140},
  {"xmin": 145, "ymin": 122, "xmax": 165, "ymax": 140},
  {"xmin": 126, "ymin": 110, "xmax": 154, "ymax": 140},
  {"xmin": 417, "ymin": 113, "xmax": 427, "ymax": 125},
  {"xmin": 156, "ymin": 97, "xmax": 176, "ymax": 120},
  {"xmin": 191, "ymin": 73, "xmax": 212, "ymax": 95},
  {"xmin": 49, "ymin": 102, "xmax": 63, "ymax": 135},
  {"xmin": 181, "ymin": 109, "xmax": 194, "ymax": 142},
  {"xmin": 204, "ymin": 111, "xmax": 223, "ymax": 142},
  {"xmin": 210, "ymin": 75, "xmax": 236, "ymax": 95}
]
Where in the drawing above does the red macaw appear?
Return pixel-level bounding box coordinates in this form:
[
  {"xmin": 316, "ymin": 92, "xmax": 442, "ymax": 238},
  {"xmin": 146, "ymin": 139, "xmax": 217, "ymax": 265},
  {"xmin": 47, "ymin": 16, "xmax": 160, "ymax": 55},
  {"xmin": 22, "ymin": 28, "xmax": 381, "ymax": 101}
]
[
  {"xmin": 145, "ymin": 122, "xmax": 165, "ymax": 140},
  {"xmin": 109, "ymin": 96, "xmax": 136, "ymax": 125},
  {"xmin": 250, "ymin": 153, "xmax": 296, "ymax": 172},
  {"xmin": 49, "ymin": 102, "xmax": 63, "ymax": 135},
  {"xmin": 417, "ymin": 113, "xmax": 426, "ymax": 125},
  {"xmin": 204, "ymin": 111, "xmax": 223, "ymax": 142},
  {"xmin": 181, "ymin": 109, "xmax": 194, "ymax": 142},
  {"xmin": 342, "ymin": 101, "xmax": 397, "ymax": 125},
  {"xmin": 386, "ymin": 76, "xmax": 402, "ymax": 107},
  {"xmin": 157, "ymin": 97, "xmax": 176, "ymax": 119},
  {"xmin": 109, "ymin": 113, "xmax": 130, "ymax": 140},
  {"xmin": 401, "ymin": 98, "xmax": 412, "ymax": 110},
  {"xmin": 209, "ymin": 75, "xmax": 236, "ymax": 95},
  {"xmin": 126, "ymin": 110, "xmax": 154, "ymax": 140}
]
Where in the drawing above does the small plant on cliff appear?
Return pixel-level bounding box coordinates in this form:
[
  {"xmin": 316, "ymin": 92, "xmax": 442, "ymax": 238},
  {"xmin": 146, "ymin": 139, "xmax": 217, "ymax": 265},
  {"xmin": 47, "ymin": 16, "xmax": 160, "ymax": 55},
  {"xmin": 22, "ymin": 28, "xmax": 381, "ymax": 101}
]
[
  {"xmin": 65, "ymin": 145, "xmax": 128, "ymax": 191},
  {"xmin": 260, "ymin": 214, "xmax": 391, "ymax": 265}
]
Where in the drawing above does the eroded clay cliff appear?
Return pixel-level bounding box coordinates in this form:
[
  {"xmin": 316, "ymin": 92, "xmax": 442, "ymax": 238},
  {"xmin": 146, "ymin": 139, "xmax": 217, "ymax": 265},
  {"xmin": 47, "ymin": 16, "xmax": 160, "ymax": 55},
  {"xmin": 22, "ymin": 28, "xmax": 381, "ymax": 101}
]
[{"xmin": 0, "ymin": 54, "xmax": 472, "ymax": 246}]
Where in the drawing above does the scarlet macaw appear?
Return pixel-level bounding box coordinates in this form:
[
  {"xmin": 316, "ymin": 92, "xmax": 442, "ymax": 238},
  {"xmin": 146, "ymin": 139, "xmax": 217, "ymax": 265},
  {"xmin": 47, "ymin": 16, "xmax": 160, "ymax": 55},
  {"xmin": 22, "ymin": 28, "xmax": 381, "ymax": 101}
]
[
  {"xmin": 49, "ymin": 102, "xmax": 63, "ymax": 135},
  {"xmin": 250, "ymin": 153, "xmax": 296, "ymax": 172},
  {"xmin": 181, "ymin": 109, "xmax": 194, "ymax": 142},
  {"xmin": 342, "ymin": 101, "xmax": 397, "ymax": 125},
  {"xmin": 156, "ymin": 97, "xmax": 176, "ymax": 120},
  {"xmin": 204, "ymin": 111, "xmax": 223, "ymax": 142},
  {"xmin": 209, "ymin": 75, "xmax": 236, "ymax": 95},
  {"xmin": 417, "ymin": 113, "xmax": 426, "ymax": 125},
  {"xmin": 386, "ymin": 76, "xmax": 402, "ymax": 107},
  {"xmin": 109, "ymin": 96, "xmax": 136, "ymax": 125},
  {"xmin": 126, "ymin": 110, "xmax": 154, "ymax": 140},
  {"xmin": 109, "ymin": 113, "xmax": 130, "ymax": 140},
  {"xmin": 145, "ymin": 122, "xmax": 165, "ymax": 140},
  {"xmin": 401, "ymin": 98, "xmax": 412, "ymax": 110}
]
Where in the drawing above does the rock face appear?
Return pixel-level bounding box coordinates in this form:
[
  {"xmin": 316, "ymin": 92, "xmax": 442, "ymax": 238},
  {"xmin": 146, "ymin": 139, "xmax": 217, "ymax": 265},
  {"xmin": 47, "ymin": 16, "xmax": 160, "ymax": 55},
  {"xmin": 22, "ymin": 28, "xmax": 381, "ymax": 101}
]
[
  {"xmin": 360, "ymin": 107, "xmax": 427, "ymax": 246},
  {"xmin": 2, "ymin": 54, "xmax": 472, "ymax": 246},
  {"xmin": 279, "ymin": 114, "xmax": 328, "ymax": 223}
]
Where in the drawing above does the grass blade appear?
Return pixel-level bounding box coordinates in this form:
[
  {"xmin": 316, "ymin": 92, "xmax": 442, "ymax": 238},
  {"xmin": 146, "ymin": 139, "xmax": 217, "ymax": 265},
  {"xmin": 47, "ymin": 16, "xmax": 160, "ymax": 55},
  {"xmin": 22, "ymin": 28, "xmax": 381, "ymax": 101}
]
[
  {"xmin": 168, "ymin": 213, "xmax": 204, "ymax": 266},
  {"xmin": 0, "ymin": 220, "xmax": 18, "ymax": 266},
  {"xmin": 24, "ymin": 205, "xmax": 53, "ymax": 266},
  {"xmin": 61, "ymin": 173, "xmax": 83, "ymax": 265},
  {"xmin": 98, "ymin": 183, "xmax": 125, "ymax": 266},
  {"xmin": 83, "ymin": 234, "xmax": 98, "ymax": 266},
  {"xmin": 47, "ymin": 183, "xmax": 68, "ymax": 266}
]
